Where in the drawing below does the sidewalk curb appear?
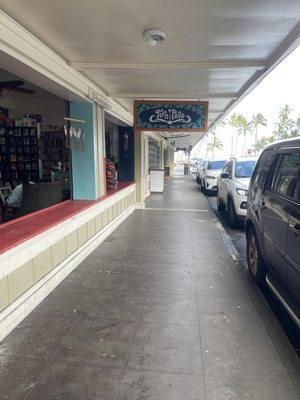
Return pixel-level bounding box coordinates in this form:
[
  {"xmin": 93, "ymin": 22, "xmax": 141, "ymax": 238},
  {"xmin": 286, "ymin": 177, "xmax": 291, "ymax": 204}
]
[{"xmin": 202, "ymin": 192, "xmax": 247, "ymax": 268}]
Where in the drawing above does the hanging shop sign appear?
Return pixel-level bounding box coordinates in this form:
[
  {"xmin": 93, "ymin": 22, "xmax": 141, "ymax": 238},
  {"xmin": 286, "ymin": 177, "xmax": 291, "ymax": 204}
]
[
  {"xmin": 134, "ymin": 100, "xmax": 208, "ymax": 132},
  {"xmin": 88, "ymin": 88, "xmax": 112, "ymax": 110}
]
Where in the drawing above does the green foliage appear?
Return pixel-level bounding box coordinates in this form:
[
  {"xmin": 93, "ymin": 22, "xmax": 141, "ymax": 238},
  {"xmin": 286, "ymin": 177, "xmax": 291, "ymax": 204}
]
[
  {"xmin": 205, "ymin": 105, "xmax": 299, "ymax": 157},
  {"xmin": 251, "ymin": 113, "xmax": 267, "ymax": 155},
  {"xmin": 273, "ymin": 104, "xmax": 297, "ymax": 140},
  {"xmin": 290, "ymin": 116, "xmax": 300, "ymax": 138},
  {"xmin": 207, "ymin": 133, "xmax": 223, "ymax": 158},
  {"xmin": 226, "ymin": 113, "xmax": 253, "ymax": 156},
  {"xmin": 252, "ymin": 113, "xmax": 267, "ymax": 129},
  {"xmin": 252, "ymin": 106, "xmax": 300, "ymax": 153},
  {"xmin": 252, "ymin": 135, "xmax": 275, "ymax": 153}
]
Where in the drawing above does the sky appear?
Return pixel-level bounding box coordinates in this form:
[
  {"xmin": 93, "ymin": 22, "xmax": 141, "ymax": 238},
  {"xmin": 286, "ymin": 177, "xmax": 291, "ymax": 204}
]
[{"xmin": 192, "ymin": 45, "xmax": 300, "ymax": 160}]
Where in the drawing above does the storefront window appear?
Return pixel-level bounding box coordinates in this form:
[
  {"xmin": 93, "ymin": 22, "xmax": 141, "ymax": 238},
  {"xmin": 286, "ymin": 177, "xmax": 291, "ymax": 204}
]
[{"xmin": 0, "ymin": 69, "xmax": 71, "ymax": 223}]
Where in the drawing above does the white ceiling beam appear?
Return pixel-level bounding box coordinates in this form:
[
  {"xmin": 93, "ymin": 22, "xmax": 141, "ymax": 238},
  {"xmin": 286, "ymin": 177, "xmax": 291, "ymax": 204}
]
[
  {"xmin": 70, "ymin": 60, "xmax": 265, "ymax": 70},
  {"xmin": 109, "ymin": 93, "xmax": 237, "ymax": 99}
]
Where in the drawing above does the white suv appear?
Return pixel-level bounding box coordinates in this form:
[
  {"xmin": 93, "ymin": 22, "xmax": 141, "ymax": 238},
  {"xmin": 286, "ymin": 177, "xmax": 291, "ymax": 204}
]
[
  {"xmin": 202, "ymin": 159, "xmax": 227, "ymax": 193},
  {"xmin": 196, "ymin": 160, "xmax": 207, "ymax": 185},
  {"xmin": 217, "ymin": 157, "xmax": 257, "ymax": 227}
]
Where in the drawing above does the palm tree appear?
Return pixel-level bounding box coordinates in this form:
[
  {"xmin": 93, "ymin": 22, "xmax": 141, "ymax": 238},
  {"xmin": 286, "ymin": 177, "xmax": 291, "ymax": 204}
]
[
  {"xmin": 291, "ymin": 116, "xmax": 300, "ymax": 137},
  {"xmin": 273, "ymin": 105, "xmax": 295, "ymax": 140},
  {"xmin": 252, "ymin": 134, "xmax": 275, "ymax": 154},
  {"xmin": 204, "ymin": 120, "xmax": 225, "ymax": 158},
  {"xmin": 237, "ymin": 116, "xmax": 254, "ymax": 157},
  {"xmin": 207, "ymin": 134, "xmax": 223, "ymax": 158},
  {"xmin": 252, "ymin": 113, "xmax": 267, "ymax": 155},
  {"xmin": 227, "ymin": 114, "xmax": 253, "ymax": 157},
  {"xmin": 226, "ymin": 113, "xmax": 240, "ymax": 157}
]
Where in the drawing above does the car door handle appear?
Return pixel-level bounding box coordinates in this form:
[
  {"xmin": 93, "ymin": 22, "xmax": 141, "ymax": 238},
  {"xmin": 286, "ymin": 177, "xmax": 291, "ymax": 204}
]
[
  {"xmin": 259, "ymin": 200, "xmax": 266, "ymax": 209},
  {"xmin": 289, "ymin": 223, "xmax": 300, "ymax": 236}
]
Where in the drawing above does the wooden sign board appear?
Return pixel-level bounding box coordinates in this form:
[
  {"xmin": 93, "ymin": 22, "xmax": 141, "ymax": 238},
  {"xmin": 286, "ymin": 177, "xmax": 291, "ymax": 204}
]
[{"xmin": 134, "ymin": 100, "xmax": 208, "ymax": 132}]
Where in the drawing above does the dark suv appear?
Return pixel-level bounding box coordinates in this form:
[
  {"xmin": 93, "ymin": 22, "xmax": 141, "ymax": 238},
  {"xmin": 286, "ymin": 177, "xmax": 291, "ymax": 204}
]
[{"xmin": 246, "ymin": 138, "xmax": 300, "ymax": 328}]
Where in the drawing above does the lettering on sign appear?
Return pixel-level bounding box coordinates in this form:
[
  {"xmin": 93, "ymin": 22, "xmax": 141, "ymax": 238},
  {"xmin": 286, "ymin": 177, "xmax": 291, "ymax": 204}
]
[
  {"xmin": 149, "ymin": 109, "xmax": 192, "ymax": 125},
  {"xmin": 88, "ymin": 88, "xmax": 112, "ymax": 110}
]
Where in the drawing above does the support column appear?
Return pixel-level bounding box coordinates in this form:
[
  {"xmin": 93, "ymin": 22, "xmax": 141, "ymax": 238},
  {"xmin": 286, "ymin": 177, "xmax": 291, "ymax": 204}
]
[
  {"xmin": 170, "ymin": 147, "xmax": 175, "ymax": 176},
  {"xmin": 144, "ymin": 136, "xmax": 150, "ymax": 198},
  {"xmin": 70, "ymin": 101, "xmax": 98, "ymax": 200},
  {"xmin": 97, "ymin": 107, "xmax": 106, "ymax": 197},
  {"xmin": 135, "ymin": 131, "xmax": 145, "ymax": 208},
  {"xmin": 160, "ymin": 140, "xmax": 164, "ymax": 169}
]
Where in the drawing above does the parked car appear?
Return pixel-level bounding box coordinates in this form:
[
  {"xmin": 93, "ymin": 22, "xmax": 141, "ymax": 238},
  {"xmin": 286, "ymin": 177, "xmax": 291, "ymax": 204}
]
[
  {"xmin": 190, "ymin": 159, "xmax": 202, "ymax": 176},
  {"xmin": 245, "ymin": 138, "xmax": 300, "ymax": 328},
  {"xmin": 201, "ymin": 159, "xmax": 227, "ymax": 193},
  {"xmin": 196, "ymin": 159, "xmax": 207, "ymax": 184},
  {"xmin": 191, "ymin": 158, "xmax": 202, "ymax": 166},
  {"xmin": 217, "ymin": 157, "xmax": 257, "ymax": 227}
]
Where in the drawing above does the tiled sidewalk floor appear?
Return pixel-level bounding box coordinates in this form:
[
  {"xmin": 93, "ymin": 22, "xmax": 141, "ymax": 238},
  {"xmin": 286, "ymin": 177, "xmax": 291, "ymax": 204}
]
[{"xmin": 0, "ymin": 176, "xmax": 299, "ymax": 399}]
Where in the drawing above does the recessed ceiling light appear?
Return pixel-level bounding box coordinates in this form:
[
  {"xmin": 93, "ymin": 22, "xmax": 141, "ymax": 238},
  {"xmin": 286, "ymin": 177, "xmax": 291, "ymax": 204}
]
[{"xmin": 143, "ymin": 29, "xmax": 167, "ymax": 47}]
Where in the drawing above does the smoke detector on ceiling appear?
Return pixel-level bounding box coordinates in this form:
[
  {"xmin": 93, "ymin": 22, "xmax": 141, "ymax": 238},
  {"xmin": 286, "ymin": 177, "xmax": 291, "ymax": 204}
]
[{"xmin": 143, "ymin": 29, "xmax": 167, "ymax": 47}]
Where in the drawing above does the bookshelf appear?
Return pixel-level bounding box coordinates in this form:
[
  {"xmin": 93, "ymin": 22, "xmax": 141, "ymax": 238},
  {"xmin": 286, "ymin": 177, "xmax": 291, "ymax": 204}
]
[{"xmin": 0, "ymin": 113, "xmax": 40, "ymax": 187}]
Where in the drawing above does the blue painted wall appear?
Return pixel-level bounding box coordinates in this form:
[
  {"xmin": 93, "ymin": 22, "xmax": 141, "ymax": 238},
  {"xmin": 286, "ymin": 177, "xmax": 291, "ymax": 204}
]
[
  {"xmin": 69, "ymin": 102, "xmax": 97, "ymax": 200},
  {"xmin": 118, "ymin": 127, "xmax": 135, "ymax": 182}
]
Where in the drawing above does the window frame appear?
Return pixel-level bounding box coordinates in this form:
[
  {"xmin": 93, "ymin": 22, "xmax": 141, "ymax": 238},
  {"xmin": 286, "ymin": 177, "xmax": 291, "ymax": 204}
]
[
  {"xmin": 251, "ymin": 148, "xmax": 275, "ymax": 189},
  {"xmin": 223, "ymin": 160, "xmax": 232, "ymax": 176},
  {"xmin": 268, "ymin": 147, "xmax": 300, "ymax": 204},
  {"xmin": 227, "ymin": 161, "xmax": 233, "ymax": 177}
]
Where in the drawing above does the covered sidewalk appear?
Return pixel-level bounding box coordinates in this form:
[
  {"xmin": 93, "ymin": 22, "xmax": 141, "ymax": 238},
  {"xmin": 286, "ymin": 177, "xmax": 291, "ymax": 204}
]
[{"xmin": 0, "ymin": 176, "xmax": 299, "ymax": 400}]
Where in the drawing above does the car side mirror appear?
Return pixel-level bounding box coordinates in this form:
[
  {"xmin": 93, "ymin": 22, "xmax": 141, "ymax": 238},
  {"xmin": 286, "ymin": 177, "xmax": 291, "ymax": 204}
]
[{"xmin": 220, "ymin": 172, "xmax": 230, "ymax": 179}]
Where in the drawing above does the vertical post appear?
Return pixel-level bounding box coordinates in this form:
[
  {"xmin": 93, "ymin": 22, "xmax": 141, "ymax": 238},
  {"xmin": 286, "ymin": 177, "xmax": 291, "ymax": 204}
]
[
  {"xmin": 134, "ymin": 130, "xmax": 145, "ymax": 208},
  {"xmin": 160, "ymin": 140, "xmax": 164, "ymax": 169},
  {"xmin": 69, "ymin": 101, "xmax": 98, "ymax": 200},
  {"xmin": 170, "ymin": 147, "xmax": 175, "ymax": 176},
  {"xmin": 96, "ymin": 106, "xmax": 106, "ymax": 197},
  {"xmin": 144, "ymin": 136, "xmax": 149, "ymax": 198}
]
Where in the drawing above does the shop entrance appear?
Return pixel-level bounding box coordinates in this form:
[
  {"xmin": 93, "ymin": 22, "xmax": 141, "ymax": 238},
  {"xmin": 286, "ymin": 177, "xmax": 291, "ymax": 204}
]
[
  {"xmin": 0, "ymin": 68, "xmax": 71, "ymax": 223},
  {"xmin": 104, "ymin": 113, "xmax": 134, "ymax": 193}
]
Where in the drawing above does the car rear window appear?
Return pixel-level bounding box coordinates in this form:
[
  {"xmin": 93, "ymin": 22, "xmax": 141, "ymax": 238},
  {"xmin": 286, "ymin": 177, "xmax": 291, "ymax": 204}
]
[
  {"xmin": 235, "ymin": 160, "xmax": 257, "ymax": 178},
  {"xmin": 207, "ymin": 160, "xmax": 226, "ymax": 170}
]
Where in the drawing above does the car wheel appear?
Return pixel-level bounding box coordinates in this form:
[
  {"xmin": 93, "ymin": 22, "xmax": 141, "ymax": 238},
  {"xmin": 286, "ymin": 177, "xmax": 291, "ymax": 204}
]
[
  {"xmin": 217, "ymin": 190, "xmax": 225, "ymax": 211},
  {"xmin": 227, "ymin": 197, "xmax": 238, "ymax": 228},
  {"xmin": 246, "ymin": 226, "xmax": 266, "ymax": 284}
]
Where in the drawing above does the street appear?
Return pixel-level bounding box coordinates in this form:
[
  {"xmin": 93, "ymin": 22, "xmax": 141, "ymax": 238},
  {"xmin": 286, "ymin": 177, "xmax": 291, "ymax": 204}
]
[{"xmin": 204, "ymin": 187, "xmax": 300, "ymax": 356}]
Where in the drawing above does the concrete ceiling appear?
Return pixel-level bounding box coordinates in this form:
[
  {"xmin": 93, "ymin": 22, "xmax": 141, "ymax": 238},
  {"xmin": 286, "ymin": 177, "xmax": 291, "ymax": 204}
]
[{"xmin": 0, "ymin": 0, "xmax": 299, "ymax": 148}]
